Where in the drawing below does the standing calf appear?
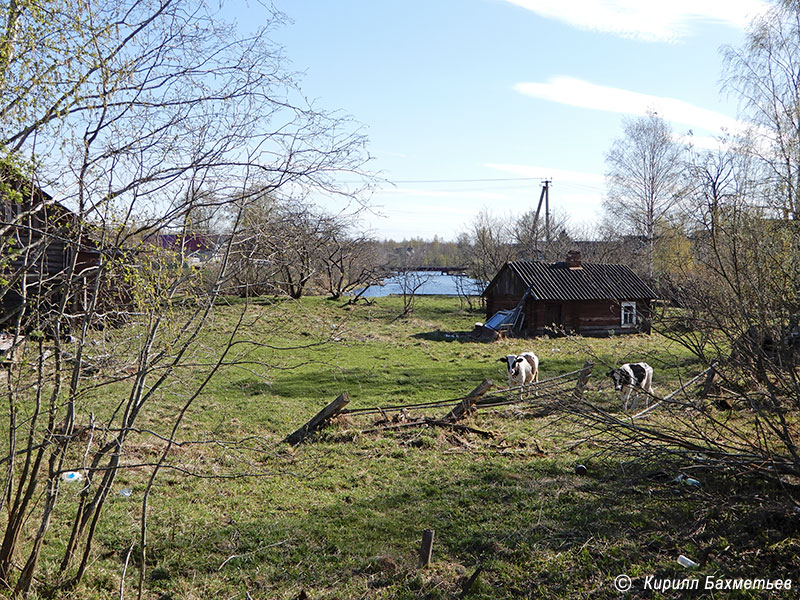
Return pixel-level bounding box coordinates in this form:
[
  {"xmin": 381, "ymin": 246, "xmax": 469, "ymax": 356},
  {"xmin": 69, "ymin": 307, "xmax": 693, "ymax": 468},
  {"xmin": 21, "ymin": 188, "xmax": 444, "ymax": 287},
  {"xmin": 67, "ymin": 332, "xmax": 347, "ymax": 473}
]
[
  {"xmin": 499, "ymin": 352, "xmax": 539, "ymax": 392},
  {"xmin": 606, "ymin": 362, "xmax": 654, "ymax": 411}
]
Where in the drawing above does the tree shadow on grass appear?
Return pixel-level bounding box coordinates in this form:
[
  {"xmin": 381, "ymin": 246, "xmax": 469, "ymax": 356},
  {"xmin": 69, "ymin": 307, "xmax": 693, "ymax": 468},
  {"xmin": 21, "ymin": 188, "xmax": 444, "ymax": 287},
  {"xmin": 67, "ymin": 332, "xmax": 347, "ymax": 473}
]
[
  {"xmin": 411, "ymin": 330, "xmax": 483, "ymax": 344},
  {"xmin": 263, "ymin": 365, "xmax": 497, "ymax": 405},
  {"xmin": 143, "ymin": 453, "xmax": 800, "ymax": 599}
]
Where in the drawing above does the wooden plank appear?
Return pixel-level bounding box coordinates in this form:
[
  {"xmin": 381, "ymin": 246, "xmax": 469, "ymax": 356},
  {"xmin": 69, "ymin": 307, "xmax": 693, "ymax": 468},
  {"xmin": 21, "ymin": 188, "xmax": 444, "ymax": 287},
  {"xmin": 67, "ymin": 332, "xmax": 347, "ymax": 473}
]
[
  {"xmin": 361, "ymin": 420, "xmax": 427, "ymax": 434},
  {"xmin": 361, "ymin": 418, "xmax": 494, "ymax": 438},
  {"xmin": 418, "ymin": 529, "xmax": 435, "ymax": 568},
  {"xmin": 284, "ymin": 393, "xmax": 350, "ymax": 445},
  {"xmin": 441, "ymin": 379, "xmax": 493, "ymax": 423},
  {"xmin": 426, "ymin": 420, "xmax": 494, "ymax": 438},
  {"xmin": 572, "ymin": 361, "xmax": 594, "ymax": 400},
  {"xmin": 698, "ymin": 361, "xmax": 718, "ymax": 400}
]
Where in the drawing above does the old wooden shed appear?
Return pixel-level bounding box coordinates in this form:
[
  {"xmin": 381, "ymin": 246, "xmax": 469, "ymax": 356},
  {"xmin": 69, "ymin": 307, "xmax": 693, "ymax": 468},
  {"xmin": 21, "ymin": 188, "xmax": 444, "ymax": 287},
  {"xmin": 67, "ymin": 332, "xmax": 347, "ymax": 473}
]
[
  {"xmin": 1, "ymin": 172, "xmax": 102, "ymax": 328},
  {"xmin": 482, "ymin": 251, "xmax": 657, "ymax": 337}
]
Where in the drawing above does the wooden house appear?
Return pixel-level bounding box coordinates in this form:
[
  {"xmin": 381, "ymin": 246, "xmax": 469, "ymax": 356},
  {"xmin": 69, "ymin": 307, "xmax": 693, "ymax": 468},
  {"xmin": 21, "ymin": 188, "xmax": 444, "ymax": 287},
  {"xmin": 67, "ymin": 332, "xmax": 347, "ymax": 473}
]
[
  {"xmin": 145, "ymin": 232, "xmax": 220, "ymax": 265},
  {"xmin": 482, "ymin": 251, "xmax": 657, "ymax": 337},
  {"xmin": 1, "ymin": 172, "xmax": 102, "ymax": 328}
]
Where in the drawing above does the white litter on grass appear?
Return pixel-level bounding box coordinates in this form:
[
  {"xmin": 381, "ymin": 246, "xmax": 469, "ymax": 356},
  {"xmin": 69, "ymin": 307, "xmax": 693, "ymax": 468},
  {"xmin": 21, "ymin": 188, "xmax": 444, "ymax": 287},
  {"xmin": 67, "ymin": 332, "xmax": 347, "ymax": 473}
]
[
  {"xmin": 119, "ymin": 488, "xmax": 133, "ymax": 497},
  {"xmin": 61, "ymin": 471, "xmax": 83, "ymax": 483},
  {"xmin": 673, "ymin": 474, "xmax": 702, "ymax": 488},
  {"xmin": 677, "ymin": 554, "xmax": 699, "ymax": 568}
]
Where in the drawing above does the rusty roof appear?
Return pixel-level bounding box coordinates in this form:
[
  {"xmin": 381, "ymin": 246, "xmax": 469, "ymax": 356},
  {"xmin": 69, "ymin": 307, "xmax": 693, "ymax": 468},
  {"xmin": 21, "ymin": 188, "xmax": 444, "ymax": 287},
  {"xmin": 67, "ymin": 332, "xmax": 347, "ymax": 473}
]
[{"xmin": 485, "ymin": 260, "xmax": 657, "ymax": 301}]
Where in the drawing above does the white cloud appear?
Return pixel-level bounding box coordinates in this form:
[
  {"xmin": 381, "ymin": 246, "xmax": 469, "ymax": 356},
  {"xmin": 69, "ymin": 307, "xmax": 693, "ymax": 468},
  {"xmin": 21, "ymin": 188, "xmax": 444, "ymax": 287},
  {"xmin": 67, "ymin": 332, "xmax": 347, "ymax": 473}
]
[
  {"xmin": 514, "ymin": 76, "xmax": 744, "ymax": 134},
  {"xmin": 501, "ymin": 0, "xmax": 769, "ymax": 43}
]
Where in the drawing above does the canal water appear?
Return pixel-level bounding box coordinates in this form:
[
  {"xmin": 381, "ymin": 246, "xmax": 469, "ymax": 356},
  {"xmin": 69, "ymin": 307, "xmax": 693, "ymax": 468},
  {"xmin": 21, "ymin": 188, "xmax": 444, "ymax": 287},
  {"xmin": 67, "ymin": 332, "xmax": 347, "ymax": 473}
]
[{"xmin": 355, "ymin": 271, "xmax": 485, "ymax": 297}]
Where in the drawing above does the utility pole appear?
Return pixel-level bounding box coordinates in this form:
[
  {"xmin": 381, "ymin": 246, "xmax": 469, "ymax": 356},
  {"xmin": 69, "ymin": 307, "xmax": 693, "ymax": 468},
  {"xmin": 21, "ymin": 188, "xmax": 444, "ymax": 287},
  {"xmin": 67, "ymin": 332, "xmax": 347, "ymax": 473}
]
[
  {"xmin": 532, "ymin": 179, "xmax": 551, "ymax": 260},
  {"xmin": 543, "ymin": 179, "xmax": 551, "ymax": 251}
]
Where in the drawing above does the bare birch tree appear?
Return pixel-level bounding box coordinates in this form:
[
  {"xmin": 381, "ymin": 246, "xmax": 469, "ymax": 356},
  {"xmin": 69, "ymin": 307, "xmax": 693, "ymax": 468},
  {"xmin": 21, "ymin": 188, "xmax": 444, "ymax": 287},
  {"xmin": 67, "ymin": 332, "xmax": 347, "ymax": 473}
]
[
  {"xmin": 722, "ymin": 0, "xmax": 800, "ymax": 219},
  {"xmin": 604, "ymin": 110, "xmax": 687, "ymax": 281}
]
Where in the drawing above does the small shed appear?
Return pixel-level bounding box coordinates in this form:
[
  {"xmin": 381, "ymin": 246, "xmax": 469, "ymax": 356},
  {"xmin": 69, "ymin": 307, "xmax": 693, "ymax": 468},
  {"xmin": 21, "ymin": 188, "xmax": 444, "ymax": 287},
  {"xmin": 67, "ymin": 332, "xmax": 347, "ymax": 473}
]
[{"xmin": 482, "ymin": 251, "xmax": 657, "ymax": 337}]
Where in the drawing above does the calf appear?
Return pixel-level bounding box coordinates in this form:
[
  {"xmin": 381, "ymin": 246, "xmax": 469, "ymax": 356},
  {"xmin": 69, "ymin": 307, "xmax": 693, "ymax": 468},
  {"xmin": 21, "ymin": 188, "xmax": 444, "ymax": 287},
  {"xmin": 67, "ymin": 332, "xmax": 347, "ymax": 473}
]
[
  {"xmin": 499, "ymin": 352, "xmax": 539, "ymax": 391},
  {"xmin": 606, "ymin": 362, "xmax": 654, "ymax": 411}
]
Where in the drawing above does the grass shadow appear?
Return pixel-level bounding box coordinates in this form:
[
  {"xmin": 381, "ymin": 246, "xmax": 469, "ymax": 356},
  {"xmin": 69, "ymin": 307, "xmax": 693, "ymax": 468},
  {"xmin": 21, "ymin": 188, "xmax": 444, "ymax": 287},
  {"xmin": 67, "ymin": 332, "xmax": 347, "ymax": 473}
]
[{"xmin": 140, "ymin": 453, "xmax": 800, "ymax": 599}]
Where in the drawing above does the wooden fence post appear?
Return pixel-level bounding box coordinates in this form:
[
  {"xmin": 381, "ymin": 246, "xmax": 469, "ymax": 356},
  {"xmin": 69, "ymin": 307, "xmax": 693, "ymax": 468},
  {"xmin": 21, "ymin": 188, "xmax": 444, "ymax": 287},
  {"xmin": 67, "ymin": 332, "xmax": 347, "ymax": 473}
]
[
  {"xmin": 442, "ymin": 379, "xmax": 493, "ymax": 423},
  {"xmin": 698, "ymin": 361, "xmax": 718, "ymax": 401},
  {"xmin": 572, "ymin": 361, "xmax": 593, "ymax": 400},
  {"xmin": 418, "ymin": 529, "xmax": 435, "ymax": 568},
  {"xmin": 284, "ymin": 393, "xmax": 350, "ymax": 445}
]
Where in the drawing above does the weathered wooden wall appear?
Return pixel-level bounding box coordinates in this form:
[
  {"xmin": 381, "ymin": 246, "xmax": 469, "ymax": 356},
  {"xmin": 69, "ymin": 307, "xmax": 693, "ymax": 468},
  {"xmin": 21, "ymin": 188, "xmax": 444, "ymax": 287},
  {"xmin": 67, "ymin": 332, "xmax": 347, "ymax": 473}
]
[
  {"xmin": 484, "ymin": 266, "xmax": 652, "ymax": 337},
  {"xmin": 526, "ymin": 298, "xmax": 651, "ymax": 336}
]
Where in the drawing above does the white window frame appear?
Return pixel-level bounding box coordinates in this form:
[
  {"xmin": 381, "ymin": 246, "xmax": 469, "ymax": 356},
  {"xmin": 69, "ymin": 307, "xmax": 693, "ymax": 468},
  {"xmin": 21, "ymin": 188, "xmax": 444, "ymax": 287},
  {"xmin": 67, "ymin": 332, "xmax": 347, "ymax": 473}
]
[{"xmin": 621, "ymin": 301, "xmax": 637, "ymax": 328}]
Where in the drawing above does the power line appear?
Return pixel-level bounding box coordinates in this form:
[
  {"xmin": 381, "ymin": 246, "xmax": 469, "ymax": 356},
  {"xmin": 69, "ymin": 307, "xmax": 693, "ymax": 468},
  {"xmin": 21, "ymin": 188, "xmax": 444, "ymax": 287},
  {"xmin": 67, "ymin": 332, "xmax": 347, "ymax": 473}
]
[{"xmin": 388, "ymin": 176, "xmax": 545, "ymax": 184}]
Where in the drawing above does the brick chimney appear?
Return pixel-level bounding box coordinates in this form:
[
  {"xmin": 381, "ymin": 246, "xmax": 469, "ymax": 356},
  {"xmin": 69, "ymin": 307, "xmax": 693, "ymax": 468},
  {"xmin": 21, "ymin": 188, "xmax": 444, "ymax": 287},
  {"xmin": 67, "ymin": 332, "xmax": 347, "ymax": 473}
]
[{"xmin": 566, "ymin": 250, "xmax": 582, "ymax": 269}]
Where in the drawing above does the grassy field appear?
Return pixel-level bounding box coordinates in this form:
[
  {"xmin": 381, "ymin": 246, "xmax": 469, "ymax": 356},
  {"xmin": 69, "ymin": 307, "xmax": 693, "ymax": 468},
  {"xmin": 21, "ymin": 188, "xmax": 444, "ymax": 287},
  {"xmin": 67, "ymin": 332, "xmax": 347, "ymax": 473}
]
[{"xmin": 14, "ymin": 296, "xmax": 800, "ymax": 599}]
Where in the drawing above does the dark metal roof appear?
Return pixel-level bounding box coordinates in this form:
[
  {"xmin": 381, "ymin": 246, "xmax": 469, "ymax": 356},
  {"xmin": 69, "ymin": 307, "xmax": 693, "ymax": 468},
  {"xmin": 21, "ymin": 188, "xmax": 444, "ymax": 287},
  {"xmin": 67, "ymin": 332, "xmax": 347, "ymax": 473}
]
[{"xmin": 489, "ymin": 260, "xmax": 657, "ymax": 301}]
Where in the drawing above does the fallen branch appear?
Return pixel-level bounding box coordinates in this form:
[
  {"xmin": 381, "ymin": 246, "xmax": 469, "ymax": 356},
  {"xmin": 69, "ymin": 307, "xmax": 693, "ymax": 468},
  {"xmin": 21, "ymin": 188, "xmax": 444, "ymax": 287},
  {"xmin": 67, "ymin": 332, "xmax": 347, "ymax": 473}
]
[
  {"xmin": 362, "ymin": 417, "xmax": 494, "ymax": 438},
  {"xmin": 630, "ymin": 366, "xmax": 716, "ymax": 420}
]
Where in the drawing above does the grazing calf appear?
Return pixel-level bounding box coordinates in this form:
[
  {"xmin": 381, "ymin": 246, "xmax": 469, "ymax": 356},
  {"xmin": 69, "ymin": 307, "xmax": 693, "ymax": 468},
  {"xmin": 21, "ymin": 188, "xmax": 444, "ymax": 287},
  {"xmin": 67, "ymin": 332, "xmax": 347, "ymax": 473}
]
[
  {"xmin": 499, "ymin": 352, "xmax": 539, "ymax": 392},
  {"xmin": 606, "ymin": 362, "xmax": 654, "ymax": 411}
]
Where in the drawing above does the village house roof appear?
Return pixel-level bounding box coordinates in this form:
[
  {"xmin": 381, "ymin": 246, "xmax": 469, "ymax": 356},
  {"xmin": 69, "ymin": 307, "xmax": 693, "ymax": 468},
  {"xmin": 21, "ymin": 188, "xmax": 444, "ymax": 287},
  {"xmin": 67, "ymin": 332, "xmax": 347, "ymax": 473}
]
[
  {"xmin": 146, "ymin": 233, "xmax": 217, "ymax": 254},
  {"xmin": 484, "ymin": 259, "xmax": 657, "ymax": 302}
]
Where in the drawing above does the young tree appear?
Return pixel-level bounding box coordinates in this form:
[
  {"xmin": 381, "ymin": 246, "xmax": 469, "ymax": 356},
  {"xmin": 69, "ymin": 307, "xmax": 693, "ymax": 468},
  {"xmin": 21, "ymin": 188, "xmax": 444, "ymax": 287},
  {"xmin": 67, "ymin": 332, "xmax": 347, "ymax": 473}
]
[
  {"xmin": 393, "ymin": 267, "xmax": 432, "ymax": 320},
  {"xmin": 0, "ymin": 1, "xmax": 371, "ymax": 595},
  {"xmin": 604, "ymin": 111, "xmax": 687, "ymax": 280}
]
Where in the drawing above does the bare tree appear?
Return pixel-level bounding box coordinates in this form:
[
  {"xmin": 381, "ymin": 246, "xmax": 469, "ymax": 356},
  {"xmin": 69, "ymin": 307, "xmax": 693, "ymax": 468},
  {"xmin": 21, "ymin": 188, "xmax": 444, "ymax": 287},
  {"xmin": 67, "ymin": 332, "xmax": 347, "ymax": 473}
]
[
  {"xmin": 393, "ymin": 267, "xmax": 432, "ymax": 320},
  {"xmin": 320, "ymin": 228, "xmax": 383, "ymax": 301},
  {"xmin": 226, "ymin": 193, "xmax": 380, "ymax": 299},
  {"xmin": 512, "ymin": 207, "xmax": 573, "ymax": 262},
  {"xmin": 722, "ymin": 0, "xmax": 800, "ymax": 219},
  {"xmin": 604, "ymin": 111, "xmax": 687, "ymax": 280},
  {"xmin": 462, "ymin": 209, "xmax": 516, "ymax": 284},
  {"xmin": 0, "ymin": 1, "xmax": 371, "ymax": 595},
  {"xmin": 225, "ymin": 190, "xmax": 285, "ymax": 296}
]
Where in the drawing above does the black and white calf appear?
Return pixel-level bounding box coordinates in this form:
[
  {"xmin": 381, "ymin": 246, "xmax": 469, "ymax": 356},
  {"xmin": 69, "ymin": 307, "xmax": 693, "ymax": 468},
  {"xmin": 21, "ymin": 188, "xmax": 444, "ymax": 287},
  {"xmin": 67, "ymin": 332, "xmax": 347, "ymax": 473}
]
[
  {"xmin": 606, "ymin": 362, "xmax": 654, "ymax": 411},
  {"xmin": 499, "ymin": 352, "xmax": 539, "ymax": 390}
]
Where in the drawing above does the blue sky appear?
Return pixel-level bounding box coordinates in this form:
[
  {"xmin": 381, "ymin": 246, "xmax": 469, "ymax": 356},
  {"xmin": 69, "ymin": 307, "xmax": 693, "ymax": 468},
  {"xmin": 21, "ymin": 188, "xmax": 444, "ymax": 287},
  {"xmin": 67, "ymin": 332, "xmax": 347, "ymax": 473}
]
[{"xmin": 263, "ymin": 0, "xmax": 767, "ymax": 241}]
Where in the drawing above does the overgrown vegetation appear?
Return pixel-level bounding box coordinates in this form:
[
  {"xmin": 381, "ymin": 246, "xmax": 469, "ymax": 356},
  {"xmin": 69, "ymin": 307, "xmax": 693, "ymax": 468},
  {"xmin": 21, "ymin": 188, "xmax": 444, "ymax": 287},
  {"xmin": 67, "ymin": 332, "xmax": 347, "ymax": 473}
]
[
  {"xmin": 4, "ymin": 0, "xmax": 800, "ymax": 597},
  {"xmin": 2, "ymin": 296, "xmax": 798, "ymax": 598}
]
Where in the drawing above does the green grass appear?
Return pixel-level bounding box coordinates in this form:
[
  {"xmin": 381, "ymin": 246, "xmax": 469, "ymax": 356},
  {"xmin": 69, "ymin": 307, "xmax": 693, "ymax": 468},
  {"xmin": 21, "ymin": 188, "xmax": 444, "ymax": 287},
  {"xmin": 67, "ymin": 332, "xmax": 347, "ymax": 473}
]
[{"xmin": 6, "ymin": 296, "xmax": 800, "ymax": 599}]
